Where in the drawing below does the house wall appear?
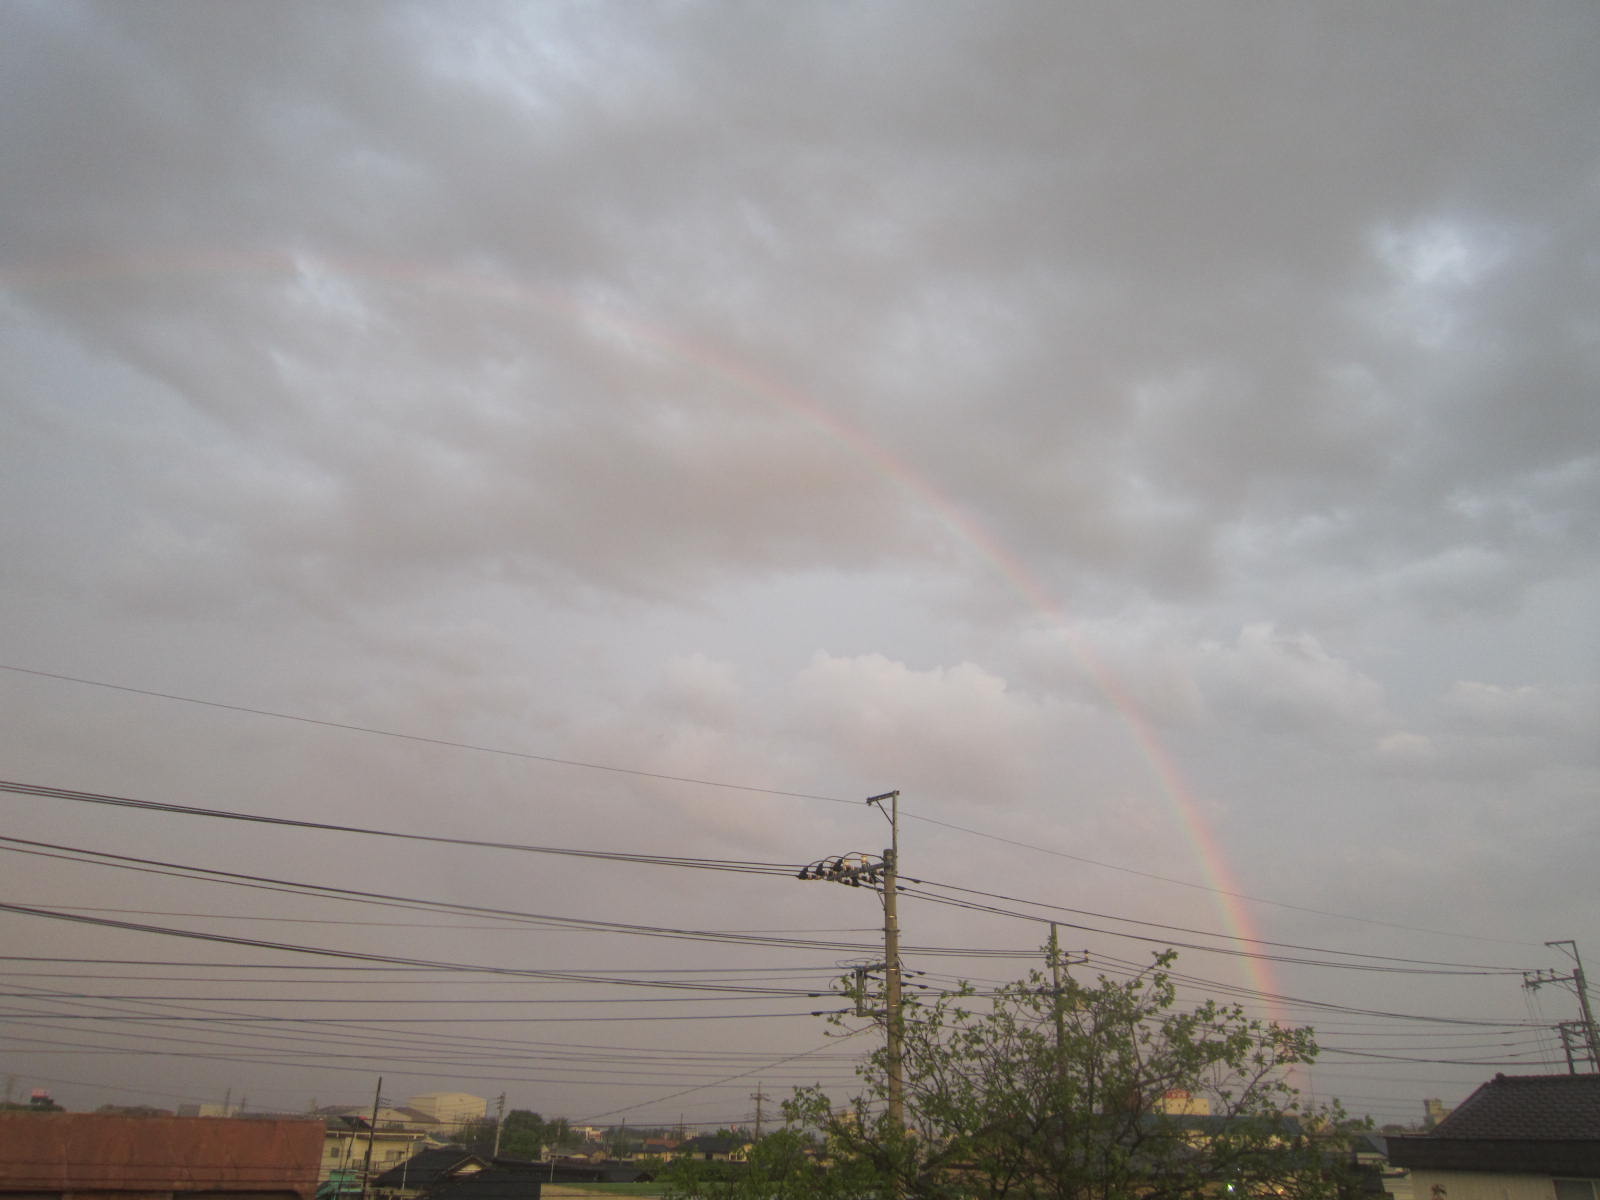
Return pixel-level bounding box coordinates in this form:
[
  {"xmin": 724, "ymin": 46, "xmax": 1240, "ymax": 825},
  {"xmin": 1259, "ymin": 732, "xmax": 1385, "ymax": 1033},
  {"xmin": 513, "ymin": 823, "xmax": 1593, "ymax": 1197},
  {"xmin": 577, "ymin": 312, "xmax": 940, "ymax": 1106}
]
[
  {"xmin": 321, "ymin": 1131, "xmax": 426, "ymax": 1182},
  {"xmin": 1380, "ymin": 1169, "xmax": 1415, "ymax": 1200},
  {"xmin": 1406, "ymin": 1168, "xmax": 1567, "ymax": 1200}
]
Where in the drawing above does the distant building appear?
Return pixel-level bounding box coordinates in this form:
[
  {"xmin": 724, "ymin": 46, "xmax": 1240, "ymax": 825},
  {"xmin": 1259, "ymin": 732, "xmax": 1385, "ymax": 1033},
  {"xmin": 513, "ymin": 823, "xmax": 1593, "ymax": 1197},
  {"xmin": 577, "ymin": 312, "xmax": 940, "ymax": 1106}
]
[
  {"xmin": 179, "ymin": 1103, "xmax": 239, "ymax": 1118},
  {"xmin": 1423, "ymin": 1099, "xmax": 1455, "ymax": 1130},
  {"xmin": 405, "ymin": 1094, "xmax": 487, "ymax": 1129},
  {"xmin": 673, "ymin": 1134, "xmax": 751, "ymax": 1163},
  {"xmin": 1153, "ymin": 1088, "xmax": 1212, "ymax": 1116},
  {"xmin": 320, "ymin": 1116, "xmax": 430, "ymax": 1184},
  {"xmin": 315, "ymin": 1105, "xmax": 442, "ymax": 1134},
  {"xmin": 0, "ymin": 1113, "xmax": 322, "ymax": 1200}
]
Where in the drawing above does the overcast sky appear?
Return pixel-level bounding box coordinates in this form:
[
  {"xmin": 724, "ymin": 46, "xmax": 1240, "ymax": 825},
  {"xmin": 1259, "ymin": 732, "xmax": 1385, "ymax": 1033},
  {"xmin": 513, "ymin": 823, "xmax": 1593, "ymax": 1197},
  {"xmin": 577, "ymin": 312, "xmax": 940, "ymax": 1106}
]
[{"xmin": 2, "ymin": 0, "xmax": 1597, "ymax": 1132}]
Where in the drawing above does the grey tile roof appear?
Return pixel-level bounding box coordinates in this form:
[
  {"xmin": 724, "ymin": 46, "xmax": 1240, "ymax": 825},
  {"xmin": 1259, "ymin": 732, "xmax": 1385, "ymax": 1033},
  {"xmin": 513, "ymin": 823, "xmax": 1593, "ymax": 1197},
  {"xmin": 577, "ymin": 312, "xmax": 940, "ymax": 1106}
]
[
  {"xmin": 1386, "ymin": 1074, "xmax": 1600, "ymax": 1177},
  {"xmin": 1433, "ymin": 1073, "xmax": 1600, "ymax": 1140},
  {"xmin": 372, "ymin": 1149, "xmax": 487, "ymax": 1189}
]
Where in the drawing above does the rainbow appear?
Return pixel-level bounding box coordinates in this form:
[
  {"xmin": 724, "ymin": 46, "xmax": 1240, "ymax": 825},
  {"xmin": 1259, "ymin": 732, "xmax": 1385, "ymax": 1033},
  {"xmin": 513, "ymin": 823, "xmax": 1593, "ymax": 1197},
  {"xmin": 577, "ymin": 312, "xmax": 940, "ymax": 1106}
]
[
  {"xmin": 566, "ymin": 282, "xmax": 1282, "ymax": 1019},
  {"xmin": 6, "ymin": 247, "xmax": 1283, "ymax": 1019}
]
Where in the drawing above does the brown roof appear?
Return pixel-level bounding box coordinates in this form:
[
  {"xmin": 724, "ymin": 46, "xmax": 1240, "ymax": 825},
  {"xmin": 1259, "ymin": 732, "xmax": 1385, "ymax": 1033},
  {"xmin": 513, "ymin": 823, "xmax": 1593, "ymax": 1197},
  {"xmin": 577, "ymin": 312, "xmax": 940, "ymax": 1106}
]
[{"xmin": 0, "ymin": 1113, "xmax": 324, "ymax": 1200}]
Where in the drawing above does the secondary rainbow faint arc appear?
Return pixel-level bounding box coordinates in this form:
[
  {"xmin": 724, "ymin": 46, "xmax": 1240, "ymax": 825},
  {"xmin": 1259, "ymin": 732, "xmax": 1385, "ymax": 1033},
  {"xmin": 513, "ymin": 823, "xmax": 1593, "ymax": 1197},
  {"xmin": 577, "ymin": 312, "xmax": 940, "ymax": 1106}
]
[{"xmin": 8, "ymin": 247, "xmax": 1281, "ymax": 1019}]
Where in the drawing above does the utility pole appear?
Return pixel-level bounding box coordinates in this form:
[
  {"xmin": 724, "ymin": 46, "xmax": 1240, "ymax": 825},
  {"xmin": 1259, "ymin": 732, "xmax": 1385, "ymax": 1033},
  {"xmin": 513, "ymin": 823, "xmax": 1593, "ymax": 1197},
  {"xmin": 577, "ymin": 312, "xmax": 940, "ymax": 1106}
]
[
  {"xmin": 360, "ymin": 1077, "xmax": 382, "ymax": 1200},
  {"xmin": 751, "ymin": 1085, "xmax": 768, "ymax": 1139},
  {"xmin": 1049, "ymin": 923, "xmax": 1068, "ymax": 1072},
  {"xmin": 492, "ymin": 1093, "xmax": 506, "ymax": 1158},
  {"xmin": 1046, "ymin": 925, "xmax": 1089, "ymax": 1084},
  {"xmin": 873, "ymin": 789, "xmax": 905, "ymax": 1133},
  {"xmin": 797, "ymin": 789, "xmax": 905, "ymax": 1131},
  {"xmin": 1524, "ymin": 941, "xmax": 1599, "ymax": 1073}
]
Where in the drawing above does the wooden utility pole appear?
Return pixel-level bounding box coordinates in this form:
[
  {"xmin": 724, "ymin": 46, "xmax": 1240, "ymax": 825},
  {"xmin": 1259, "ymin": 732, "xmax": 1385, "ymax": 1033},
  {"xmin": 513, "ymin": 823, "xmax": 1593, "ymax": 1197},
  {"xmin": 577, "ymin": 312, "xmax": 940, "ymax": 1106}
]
[{"xmin": 360, "ymin": 1077, "xmax": 382, "ymax": 1200}]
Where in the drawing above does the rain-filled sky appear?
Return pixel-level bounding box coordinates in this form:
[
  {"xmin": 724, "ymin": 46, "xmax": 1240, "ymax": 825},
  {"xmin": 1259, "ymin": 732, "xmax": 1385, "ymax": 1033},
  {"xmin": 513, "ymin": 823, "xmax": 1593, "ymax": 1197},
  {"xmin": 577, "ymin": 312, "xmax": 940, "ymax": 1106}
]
[{"xmin": 2, "ymin": 1, "xmax": 1597, "ymax": 1133}]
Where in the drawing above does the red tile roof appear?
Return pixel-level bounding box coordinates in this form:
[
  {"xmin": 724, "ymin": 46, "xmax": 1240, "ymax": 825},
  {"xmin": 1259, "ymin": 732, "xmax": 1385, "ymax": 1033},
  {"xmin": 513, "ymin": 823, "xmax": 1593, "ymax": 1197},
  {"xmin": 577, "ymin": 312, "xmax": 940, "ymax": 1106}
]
[{"xmin": 0, "ymin": 1113, "xmax": 324, "ymax": 1200}]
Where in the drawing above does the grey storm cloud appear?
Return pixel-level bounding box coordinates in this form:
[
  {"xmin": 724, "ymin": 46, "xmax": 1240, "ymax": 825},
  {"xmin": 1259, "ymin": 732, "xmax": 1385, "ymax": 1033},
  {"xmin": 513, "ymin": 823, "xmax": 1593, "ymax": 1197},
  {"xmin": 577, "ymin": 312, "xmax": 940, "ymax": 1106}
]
[
  {"xmin": 1, "ymin": 0, "xmax": 1596, "ymax": 1130},
  {"xmin": 7, "ymin": 0, "xmax": 1594, "ymax": 612}
]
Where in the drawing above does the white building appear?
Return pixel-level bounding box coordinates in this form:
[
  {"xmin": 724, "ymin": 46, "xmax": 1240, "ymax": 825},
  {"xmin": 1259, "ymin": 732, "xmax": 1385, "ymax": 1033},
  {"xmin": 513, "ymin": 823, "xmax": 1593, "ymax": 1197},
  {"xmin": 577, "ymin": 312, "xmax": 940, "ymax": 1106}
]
[{"xmin": 404, "ymin": 1093, "xmax": 487, "ymax": 1130}]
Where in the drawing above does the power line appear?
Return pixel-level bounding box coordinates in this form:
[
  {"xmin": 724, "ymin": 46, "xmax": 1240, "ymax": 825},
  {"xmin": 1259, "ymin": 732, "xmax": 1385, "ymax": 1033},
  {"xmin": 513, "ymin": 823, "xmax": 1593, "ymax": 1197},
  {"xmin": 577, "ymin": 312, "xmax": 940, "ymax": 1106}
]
[
  {"xmin": 0, "ymin": 1010, "xmax": 792, "ymax": 1071},
  {"xmin": 0, "ymin": 671, "xmax": 1539, "ymax": 946},
  {"xmin": 1085, "ymin": 951, "xmax": 1547, "ymax": 1030},
  {"xmin": 0, "ymin": 667, "xmax": 848, "ymax": 805},
  {"xmin": 0, "ymin": 1026, "xmax": 865, "ymax": 1093},
  {"xmin": 573, "ymin": 1028, "xmax": 874, "ymax": 1125},
  {"xmin": 0, "ymin": 992, "xmax": 823, "ymax": 1005},
  {"xmin": 0, "ymin": 977, "xmax": 865, "ymax": 1065},
  {"xmin": 906, "ymin": 812, "xmax": 1541, "ymax": 947},
  {"xmin": 0, "ymin": 780, "xmax": 800, "ymax": 875},
  {"xmin": 0, "ymin": 957, "xmax": 851, "ymax": 976},
  {"xmin": 0, "ymin": 906, "xmax": 877, "ymax": 936},
  {"xmin": 1317, "ymin": 1046, "xmax": 1570, "ymax": 1067},
  {"xmin": 0, "ymin": 1005, "xmax": 848, "ymax": 1025},
  {"xmin": 0, "ymin": 898, "xmax": 878, "ymax": 988},
  {"xmin": 1, "ymin": 779, "xmax": 1536, "ymax": 970},
  {"xmin": 0, "ymin": 838, "xmax": 1031, "ymax": 960},
  {"xmin": 893, "ymin": 880, "xmax": 1532, "ymax": 974},
  {"xmin": 2, "ymin": 820, "xmax": 1559, "ymax": 1075},
  {"xmin": 2, "ymin": 869, "xmax": 1544, "ymax": 1072}
]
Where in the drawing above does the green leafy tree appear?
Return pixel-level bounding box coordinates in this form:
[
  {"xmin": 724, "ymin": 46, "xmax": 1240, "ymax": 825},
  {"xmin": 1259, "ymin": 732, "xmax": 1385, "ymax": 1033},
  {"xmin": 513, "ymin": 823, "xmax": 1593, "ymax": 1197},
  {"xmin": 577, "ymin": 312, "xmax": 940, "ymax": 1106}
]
[
  {"xmin": 543, "ymin": 1116, "xmax": 573, "ymax": 1152},
  {"xmin": 453, "ymin": 1116, "xmax": 497, "ymax": 1155},
  {"xmin": 663, "ymin": 1127, "xmax": 879, "ymax": 1200},
  {"xmin": 498, "ymin": 1111, "xmax": 551, "ymax": 1159},
  {"xmin": 454, "ymin": 1111, "xmax": 552, "ymax": 1160},
  {"xmin": 675, "ymin": 951, "xmax": 1365, "ymax": 1200},
  {"xmin": 603, "ymin": 1124, "xmax": 638, "ymax": 1158}
]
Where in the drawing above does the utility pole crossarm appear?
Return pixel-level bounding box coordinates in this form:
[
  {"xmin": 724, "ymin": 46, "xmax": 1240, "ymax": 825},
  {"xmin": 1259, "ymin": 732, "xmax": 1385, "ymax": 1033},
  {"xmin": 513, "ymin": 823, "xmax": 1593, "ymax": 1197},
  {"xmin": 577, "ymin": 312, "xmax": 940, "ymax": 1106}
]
[
  {"xmin": 799, "ymin": 790, "xmax": 905, "ymax": 1130},
  {"xmin": 1525, "ymin": 941, "xmax": 1599, "ymax": 1074}
]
